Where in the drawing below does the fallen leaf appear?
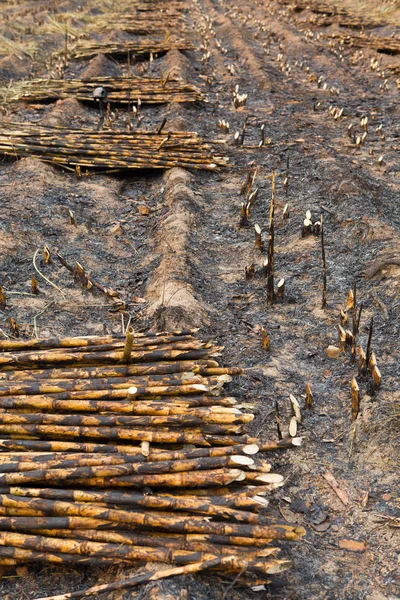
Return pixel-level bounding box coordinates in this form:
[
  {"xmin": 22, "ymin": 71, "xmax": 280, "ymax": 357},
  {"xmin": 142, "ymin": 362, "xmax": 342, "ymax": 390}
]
[
  {"xmin": 109, "ymin": 223, "xmax": 122, "ymax": 235},
  {"xmin": 131, "ymin": 296, "xmax": 146, "ymax": 304},
  {"xmin": 279, "ymin": 504, "xmax": 298, "ymax": 523},
  {"xmin": 322, "ymin": 471, "xmax": 350, "ymax": 506},
  {"xmin": 311, "ymin": 509, "xmax": 329, "ymax": 525},
  {"xmin": 339, "ymin": 539, "xmax": 366, "ymax": 552},
  {"xmin": 311, "ymin": 519, "xmax": 331, "ymax": 533},
  {"xmin": 290, "ymin": 498, "xmax": 312, "ymax": 515},
  {"xmin": 138, "ymin": 205, "xmax": 150, "ymax": 215}
]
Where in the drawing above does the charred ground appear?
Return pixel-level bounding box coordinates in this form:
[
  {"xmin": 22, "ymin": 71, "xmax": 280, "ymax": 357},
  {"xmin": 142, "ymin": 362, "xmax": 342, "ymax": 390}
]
[{"xmin": 0, "ymin": 0, "xmax": 399, "ymax": 598}]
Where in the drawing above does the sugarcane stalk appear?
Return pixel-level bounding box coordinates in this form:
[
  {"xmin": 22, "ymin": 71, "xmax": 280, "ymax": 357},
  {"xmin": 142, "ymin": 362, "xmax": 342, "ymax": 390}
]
[
  {"xmin": 364, "ymin": 316, "xmax": 374, "ymax": 374},
  {"xmin": 71, "ymin": 468, "xmax": 247, "ymax": 488},
  {"xmin": 123, "ymin": 326, "xmax": 134, "ymax": 364},
  {"xmin": 0, "ymin": 495, "xmax": 306, "ymax": 539},
  {"xmin": 0, "ymin": 531, "xmax": 219, "ymax": 564},
  {"xmin": 0, "ymin": 329, "xmax": 198, "ymax": 351},
  {"xmin": 351, "ymin": 281, "xmax": 357, "ymax": 361},
  {"xmin": 0, "ymin": 467, "xmax": 246, "ymax": 488},
  {"xmin": 0, "ymin": 376, "xmax": 228, "ymax": 400},
  {"xmin": 0, "ymin": 423, "xmax": 253, "ymax": 445},
  {"xmin": 0, "ymin": 435, "xmax": 242, "ymax": 454},
  {"xmin": 351, "ymin": 377, "xmax": 360, "ymax": 420},
  {"xmin": 0, "ymin": 123, "xmax": 223, "ymax": 172},
  {"xmin": 0, "ymin": 439, "xmax": 148, "ymax": 454},
  {"xmin": 0, "ymin": 374, "xmax": 216, "ymax": 396},
  {"xmin": 7, "ymin": 76, "xmax": 202, "ymax": 105},
  {"xmin": 0, "ymin": 383, "xmax": 216, "ymax": 402},
  {"xmin": 0, "ymin": 402, "xmax": 241, "ymax": 418},
  {"xmin": 198, "ymin": 367, "xmax": 243, "ymax": 376},
  {"xmin": 0, "ymin": 347, "xmax": 218, "ymax": 369},
  {"xmin": 0, "ymin": 455, "xmax": 255, "ymax": 484},
  {"xmin": 32, "ymin": 529, "xmax": 275, "ymax": 559},
  {"xmin": 0, "ymin": 530, "xmax": 290, "ymax": 577},
  {"xmin": 69, "ymin": 39, "xmax": 195, "ymax": 60},
  {"xmin": 0, "ymin": 546, "xmax": 133, "ymax": 566},
  {"xmin": 1, "ymin": 360, "xmax": 219, "ymax": 380},
  {"xmin": 266, "ymin": 172, "xmax": 276, "ymax": 303},
  {"xmin": 0, "ymin": 443, "xmax": 259, "ymax": 467},
  {"xmin": 0, "ymin": 395, "xmax": 238, "ymax": 414},
  {"xmin": 34, "ymin": 556, "xmax": 231, "ymax": 600},
  {"xmin": 5, "ymin": 486, "xmax": 267, "ymax": 514},
  {"xmin": 321, "ymin": 213, "xmax": 327, "ymax": 308},
  {"xmin": 0, "ymin": 410, "xmax": 252, "ymax": 429},
  {"xmin": 19, "ymin": 535, "xmax": 286, "ymax": 575},
  {"xmin": 24, "ymin": 340, "xmax": 208, "ymax": 356},
  {"xmin": 1, "ymin": 411, "xmax": 250, "ymax": 427},
  {"xmin": 0, "ymin": 498, "xmax": 269, "ymax": 526}
]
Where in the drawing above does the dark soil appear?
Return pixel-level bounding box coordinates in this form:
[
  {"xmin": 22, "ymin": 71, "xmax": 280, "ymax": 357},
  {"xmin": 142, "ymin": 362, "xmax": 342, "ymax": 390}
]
[{"xmin": 0, "ymin": 0, "xmax": 399, "ymax": 598}]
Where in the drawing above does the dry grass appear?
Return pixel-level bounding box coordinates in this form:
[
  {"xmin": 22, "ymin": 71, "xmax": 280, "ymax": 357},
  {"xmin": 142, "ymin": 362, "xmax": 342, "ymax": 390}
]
[
  {"xmin": 306, "ymin": 0, "xmax": 400, "ymax": 25},
  {"xmin": 332, "ymin": 0, "xmax": 400, "ymax": 23},
  {"xmin": 0, "ymin": 34, "xmax": 37, "ymax": 59}
]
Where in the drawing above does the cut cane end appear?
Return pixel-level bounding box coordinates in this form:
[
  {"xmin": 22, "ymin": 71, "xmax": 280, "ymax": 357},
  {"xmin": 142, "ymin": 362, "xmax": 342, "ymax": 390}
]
[
  {"xmin": 234, "ymin": 470, "xmax": 246, "ymax": 482},
  {"xmin": 127, "ymin": 386, "xmax": 138, "ymax": 399},
  {"xmin": 257, "ymin": 473, "xmax": 284, "ymax": 484},
  {"xmin": 291, "ymin": 437, "xmax": 303, "ymax": 446},
  {"xmin": 253, "ymin": 495, "xmax": 269, "ymax": 507},
  {"xmin": 243, "ymin": 443, "xmax": 259, "ymax": 455},
  {"xmin": 266, "ymin": 559, "xmax": 292, "ymax": 574},
  {"xmin": 230, "ymin": 455, "xmax": 254, "ymax": 466}
]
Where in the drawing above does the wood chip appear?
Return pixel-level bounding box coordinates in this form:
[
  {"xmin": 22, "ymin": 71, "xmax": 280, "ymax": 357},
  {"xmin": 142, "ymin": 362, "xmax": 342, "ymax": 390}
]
[
  {"xmin": 138, "ymin": 205, "xmax": 150, "ymax": 215},
  {"xmin": 322, "ymin": 472, "xmax": 350, "ymax": 506},
  {"xmin": 338, "ymin": 539, "xmax": 366, "ymax": 552},
  {"xmin": 326, "ymin": 345, "xmax": 340, "ymax": 358}
]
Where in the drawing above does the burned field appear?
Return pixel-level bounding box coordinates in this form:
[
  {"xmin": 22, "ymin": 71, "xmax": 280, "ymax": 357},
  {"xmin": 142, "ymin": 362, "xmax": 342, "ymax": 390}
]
[{"xmin": 0, "ymin": 0, "xmax": 399, "ymax": 598}]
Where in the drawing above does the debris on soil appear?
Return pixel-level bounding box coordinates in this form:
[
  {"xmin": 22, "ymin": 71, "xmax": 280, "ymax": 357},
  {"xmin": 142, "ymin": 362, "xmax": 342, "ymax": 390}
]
[{"xmin": 0, "ymin": 0, "xmax": 398, "ymax": 597}]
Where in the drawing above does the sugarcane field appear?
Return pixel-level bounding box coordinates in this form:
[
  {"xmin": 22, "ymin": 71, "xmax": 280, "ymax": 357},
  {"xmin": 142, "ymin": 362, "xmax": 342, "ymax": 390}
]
[{"xmin": 0, "ymin": 0, "xmax": 399, "ymax": 598}]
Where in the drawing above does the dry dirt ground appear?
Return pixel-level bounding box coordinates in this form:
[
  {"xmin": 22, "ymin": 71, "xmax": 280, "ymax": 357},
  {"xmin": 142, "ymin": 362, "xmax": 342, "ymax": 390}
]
[{"xmin": 0, "ymin": 0, "xmax": 399, "ymax": 598}]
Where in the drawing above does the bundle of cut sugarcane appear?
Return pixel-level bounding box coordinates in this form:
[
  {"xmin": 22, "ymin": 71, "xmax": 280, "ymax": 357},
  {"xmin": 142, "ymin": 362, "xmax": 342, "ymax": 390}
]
[
  {"xmin": 0, "ymin": 329, "xmax": 304, "ymax": 581},
  {"xmin": 89, "ymin": 13, "xmax": 186, "ymax": 35},
  {"xmin": 278, "ymin": 0, "xmax": 386, "ymax": 28},
  {"xmin": 68, "ymin": 38, "xmax": 194, "ymax": 60},
  {"xmin": 118, "ymin": 0, "xmax": 189, "ymax": 10},
  {"xmin": 39, "ymin": 11, "xmax": 185, "ymax": 37},
  {"xmin": 0, "ymin": 473, "xmax": 304, "ymax": 575},
  {"xmin": 4, "ymin": 76, "xmax": 203, "ymax": 105},
  {"xmin": 321, "ymin": 33, "xmax": 400, "ymax": 54},
  {"xmin": 310, "ymin": 14, "xmax": 385, "ymax": 29},
  {"xmin": 0, "ymin": 123, "xmax": 226, "ymax": 171}
]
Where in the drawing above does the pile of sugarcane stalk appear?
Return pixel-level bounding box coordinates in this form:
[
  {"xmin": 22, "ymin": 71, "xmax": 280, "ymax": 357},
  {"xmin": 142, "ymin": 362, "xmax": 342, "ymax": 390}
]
[
  {"xmin": 311, "ymin": 15, "xmax": 385, "ymax": 29},
  {"xmin": 89, "ymin": 13, "xmax": 186, "ymax": 35},
  {"xmin": 278, "ymin": 0, "xmax": 385, "ymax": 28},
  {"xmin": 0, "ymin": 123, "xmax": 226, "ymax": 171},
  {"xmin": 4, "ymin": 76, "xmax": 203, "ymax": 105},
  {"xmin": 322, "ymin": 33, "xmax": 400, "ymax": 54},
  {"xmin": 68, "ymin": 38, "xmax": 194, "ymax": 60},
  {"xmin": 0, "ymin": 328, "xmax": 304, "ymax": 581}
]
